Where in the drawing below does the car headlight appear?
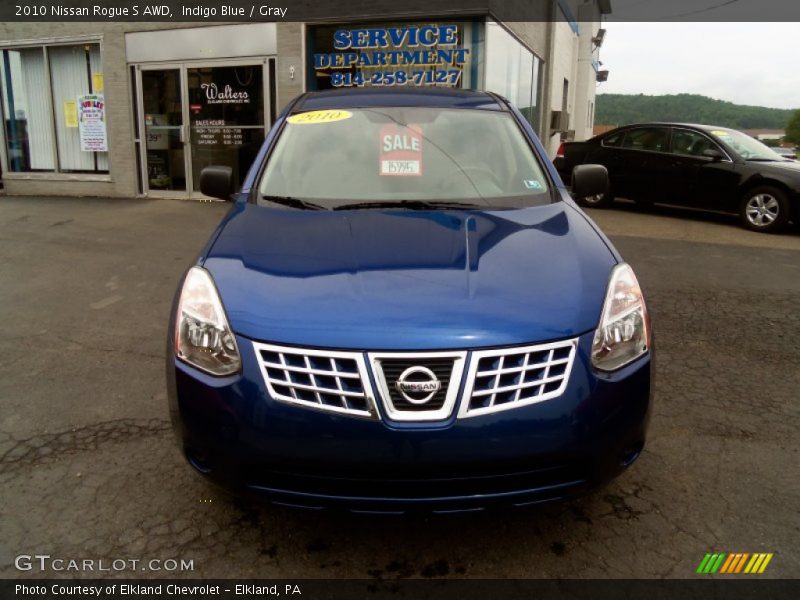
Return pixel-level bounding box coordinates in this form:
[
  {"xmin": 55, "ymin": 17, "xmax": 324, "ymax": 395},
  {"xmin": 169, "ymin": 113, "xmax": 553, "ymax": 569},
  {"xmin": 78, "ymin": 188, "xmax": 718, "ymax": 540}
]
[
  {"xmin": 175, "ymin": 266, "xmax": 241, "ymax": 376},
  {"xmin": 591, "ymin": 263, "xmax": 651, "ymax": 371}
]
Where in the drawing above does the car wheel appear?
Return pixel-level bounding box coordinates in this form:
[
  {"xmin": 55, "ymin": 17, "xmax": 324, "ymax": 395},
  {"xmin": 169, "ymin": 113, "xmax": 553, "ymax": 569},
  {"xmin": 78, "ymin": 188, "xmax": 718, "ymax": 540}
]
[
  {"xmin": 740, "ymin": 186, "xmax": 790, "ymax": 233},
  {"xmin": 576, "ymin": 190, "xmax": 614, "ymax": 209}
]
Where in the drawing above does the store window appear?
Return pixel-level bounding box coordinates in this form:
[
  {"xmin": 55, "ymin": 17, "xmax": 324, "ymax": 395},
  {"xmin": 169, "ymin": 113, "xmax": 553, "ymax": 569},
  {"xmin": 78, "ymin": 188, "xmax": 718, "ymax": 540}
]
[
  {"xmin": 1, "ymin": 48, "xmax": 55, "ymax": 171},
  {"xmin": 1, "ymin": 42, "xmax": 108, "ymax": 174},
  {"xmin": 485, "ymin": 22, "xmax": 543, "ymax": 133}
]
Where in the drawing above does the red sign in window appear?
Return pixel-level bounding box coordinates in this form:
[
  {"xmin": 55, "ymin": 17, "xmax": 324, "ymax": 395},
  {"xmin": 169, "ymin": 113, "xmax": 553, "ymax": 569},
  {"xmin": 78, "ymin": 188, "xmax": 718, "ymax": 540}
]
[{"xmin": 379, "ymin": 124, "xmax": 423, "ymax": 176}]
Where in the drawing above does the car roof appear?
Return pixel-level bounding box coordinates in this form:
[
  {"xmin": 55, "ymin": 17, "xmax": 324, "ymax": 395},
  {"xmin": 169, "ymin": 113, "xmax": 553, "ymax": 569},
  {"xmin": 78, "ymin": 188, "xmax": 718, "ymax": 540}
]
[
  {"xmin": 605, "ymin": 122, "xmax": 734, "ymax": 133},
  {"xmin": 291, "ymin": 88, "xmax": 504, "ymax": 113}
]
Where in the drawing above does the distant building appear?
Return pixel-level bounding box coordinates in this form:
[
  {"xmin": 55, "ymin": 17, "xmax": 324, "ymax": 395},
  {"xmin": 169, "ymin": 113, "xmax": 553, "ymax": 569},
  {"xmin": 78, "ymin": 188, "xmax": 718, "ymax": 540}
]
[
  {"xmin": 593, "ymin": 124, "xmax": 616, "ymax": 137},
  {"xmin": 744, "ymin": 129, "xmax": 785, "ymax": 141},
  {"xmin": 0, "ymin": 1, "xmax": 610, "ymax": 198}
]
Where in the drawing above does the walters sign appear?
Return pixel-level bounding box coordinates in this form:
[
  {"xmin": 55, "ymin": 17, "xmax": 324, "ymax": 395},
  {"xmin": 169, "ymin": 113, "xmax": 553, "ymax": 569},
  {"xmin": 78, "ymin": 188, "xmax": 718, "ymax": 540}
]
[
  {"xmin": 200, "ymin": 83, "xmax": 250, "ymax": 104},
  {"xmin": 314, "ymin": 24, "xmax": 470, "ymax": 88}
]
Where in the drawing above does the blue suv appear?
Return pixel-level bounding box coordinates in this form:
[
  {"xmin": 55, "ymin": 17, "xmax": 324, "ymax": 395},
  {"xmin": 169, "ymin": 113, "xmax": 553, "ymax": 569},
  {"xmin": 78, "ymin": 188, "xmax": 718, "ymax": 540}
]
[{"xmin": 167, "ymin": 88, "xmax": 652, "ymax": 513}]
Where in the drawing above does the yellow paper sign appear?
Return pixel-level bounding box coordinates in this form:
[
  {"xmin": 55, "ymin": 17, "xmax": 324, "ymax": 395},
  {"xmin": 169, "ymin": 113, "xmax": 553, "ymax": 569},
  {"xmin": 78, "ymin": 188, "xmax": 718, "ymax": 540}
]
[
  {"xmin": 287, "ymin": 110, "xmax": 352, "ymax": 125},
  {"xmin": 92, "ymin": 72, "xmax": 104, "ymax": 92},
  {"xmin": 64, "ymin": 101, "xmax": 78, "ymax": 128}
]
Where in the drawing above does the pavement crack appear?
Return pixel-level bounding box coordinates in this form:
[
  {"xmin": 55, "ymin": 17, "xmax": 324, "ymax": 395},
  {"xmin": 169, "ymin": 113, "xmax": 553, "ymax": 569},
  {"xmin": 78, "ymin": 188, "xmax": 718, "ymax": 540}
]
[{"xmin": 0, "ymin": 418, "xmax": 170, "ymax": 475}]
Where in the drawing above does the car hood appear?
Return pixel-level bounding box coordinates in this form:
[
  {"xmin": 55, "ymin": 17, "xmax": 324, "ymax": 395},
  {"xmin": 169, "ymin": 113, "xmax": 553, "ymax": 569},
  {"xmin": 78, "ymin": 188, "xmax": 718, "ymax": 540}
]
[
  {"xmin": 203, "ymin": 202, "xmax": 617, "ymax": 350},
  {"xmin": 756, "ymin": 159, "xmax": 800, "ymax": 180}
]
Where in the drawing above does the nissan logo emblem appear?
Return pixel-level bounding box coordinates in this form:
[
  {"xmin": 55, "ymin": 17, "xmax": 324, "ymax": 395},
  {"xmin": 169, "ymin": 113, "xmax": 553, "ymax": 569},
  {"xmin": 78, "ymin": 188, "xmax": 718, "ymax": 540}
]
[{"xmin": 395, "ymin": 366, "xmax": 441, "ymax": 404}]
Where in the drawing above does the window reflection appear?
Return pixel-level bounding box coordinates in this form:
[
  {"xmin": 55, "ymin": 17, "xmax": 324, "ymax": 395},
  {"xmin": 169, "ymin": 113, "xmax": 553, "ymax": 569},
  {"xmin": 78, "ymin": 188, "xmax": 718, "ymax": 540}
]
[
  {"xmin": 485, "ymin": 22, "xmax": 543, "ymax": 134},
  {"xmin": 0, "ymin": 48, "xmax": 55, "ymax": 171}
]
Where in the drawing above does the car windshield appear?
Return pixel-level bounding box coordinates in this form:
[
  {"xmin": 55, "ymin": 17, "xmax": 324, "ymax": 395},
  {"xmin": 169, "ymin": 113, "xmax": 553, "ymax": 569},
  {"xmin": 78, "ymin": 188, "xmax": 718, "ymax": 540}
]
[
  {"xmin": 708, "ymin": 128, "xmax": 784, "ymax": 161},
  {"xmin": 258, "ymin": 107, "xmax": 551, "ymax": 209}
]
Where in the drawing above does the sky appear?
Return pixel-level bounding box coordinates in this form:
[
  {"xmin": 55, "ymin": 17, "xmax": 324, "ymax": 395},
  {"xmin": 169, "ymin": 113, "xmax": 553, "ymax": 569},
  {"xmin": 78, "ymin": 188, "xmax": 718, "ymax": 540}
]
[{"xmin": 597, "ymin": 22, "xmax": 800, "ymax": 109}]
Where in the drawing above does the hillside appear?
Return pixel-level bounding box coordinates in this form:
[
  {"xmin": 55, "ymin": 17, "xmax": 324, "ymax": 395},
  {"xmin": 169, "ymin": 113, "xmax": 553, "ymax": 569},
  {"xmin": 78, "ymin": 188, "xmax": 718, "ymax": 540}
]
[{"xmin": 595, "ymin": 93, "xmax": 796, "ymax": 130}]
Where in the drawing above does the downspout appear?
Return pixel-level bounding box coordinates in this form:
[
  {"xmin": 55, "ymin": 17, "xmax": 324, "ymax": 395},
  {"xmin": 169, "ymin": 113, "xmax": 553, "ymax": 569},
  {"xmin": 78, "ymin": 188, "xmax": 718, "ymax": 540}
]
[{"xmin": 541, "ymin": 0, "xmax": 557, "ymax": 150}]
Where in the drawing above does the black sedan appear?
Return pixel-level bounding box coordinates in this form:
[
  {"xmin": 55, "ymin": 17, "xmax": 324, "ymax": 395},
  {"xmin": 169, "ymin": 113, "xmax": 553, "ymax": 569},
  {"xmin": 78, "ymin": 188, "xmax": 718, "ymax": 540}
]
[
  {"xmin": 555, "ymin": 123, "xmax": 800, "ymax": 233},
  {"xmin": 773, "ymin": 147, "xmax": 797, "ymax": 161}
]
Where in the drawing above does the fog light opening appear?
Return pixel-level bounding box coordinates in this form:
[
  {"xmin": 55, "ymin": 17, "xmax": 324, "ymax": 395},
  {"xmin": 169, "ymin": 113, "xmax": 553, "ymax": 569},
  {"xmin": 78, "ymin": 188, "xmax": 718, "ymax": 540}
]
[
  {"xmin": 185, "ymin": 448, "xmax": 212, "ymax": 474},
  {"xmin": 620, "ymin": 442, "xmax": 644, "ymax": 467}
]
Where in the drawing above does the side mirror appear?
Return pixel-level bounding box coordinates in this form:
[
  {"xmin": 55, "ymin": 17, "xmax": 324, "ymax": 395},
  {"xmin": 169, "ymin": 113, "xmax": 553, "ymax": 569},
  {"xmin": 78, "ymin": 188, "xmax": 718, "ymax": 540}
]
[
  {"xmin": 571, "ymin": 164, "xmax": 609, "ymax": 199},
  {"xmin": 199, "ymin": 165, "xmax": 234, "ymax": 201},
  {"xmin": 702, "ymin": 148, "xmax": 724, "ymax": 161}
]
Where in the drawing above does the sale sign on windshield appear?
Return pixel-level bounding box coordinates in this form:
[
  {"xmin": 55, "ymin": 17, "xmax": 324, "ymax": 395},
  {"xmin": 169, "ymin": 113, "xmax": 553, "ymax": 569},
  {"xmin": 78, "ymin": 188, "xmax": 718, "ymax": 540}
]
[{"xmin": 379, "ymin": 124, "xmax": 423, "ymax": 176}]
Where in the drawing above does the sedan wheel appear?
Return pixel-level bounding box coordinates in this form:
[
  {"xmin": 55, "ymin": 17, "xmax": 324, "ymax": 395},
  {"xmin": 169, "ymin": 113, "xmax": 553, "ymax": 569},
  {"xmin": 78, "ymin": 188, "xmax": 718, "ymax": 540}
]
[
  {"xmin": 746, "ymin": 194, "xmax": 779, "ymax": 226},
  {"xmin": 740, "ymin": 187, "xmax": 789, "ymax": 233}
]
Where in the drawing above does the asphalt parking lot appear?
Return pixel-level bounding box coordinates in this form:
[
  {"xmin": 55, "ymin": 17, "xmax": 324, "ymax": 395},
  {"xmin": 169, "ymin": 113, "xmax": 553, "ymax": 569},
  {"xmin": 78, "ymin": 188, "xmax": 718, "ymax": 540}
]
[{"xmin": 1, "ymin": 196, "xmax": 798, "ymax": 579}]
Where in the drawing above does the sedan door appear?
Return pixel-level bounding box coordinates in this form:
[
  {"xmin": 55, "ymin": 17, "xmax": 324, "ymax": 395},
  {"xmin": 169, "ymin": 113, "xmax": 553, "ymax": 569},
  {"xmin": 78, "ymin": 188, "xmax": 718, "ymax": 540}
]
[
  {"xmin": 584, "ymin": 129, "xmax": 628, "ymax": 194},
  {"xmin": 614, "ymin": 126, "xmax": 673, "ymax": 202},
  {"xmin": 667, "ymin": 128, "xmax": 741, "ymax": 209}
]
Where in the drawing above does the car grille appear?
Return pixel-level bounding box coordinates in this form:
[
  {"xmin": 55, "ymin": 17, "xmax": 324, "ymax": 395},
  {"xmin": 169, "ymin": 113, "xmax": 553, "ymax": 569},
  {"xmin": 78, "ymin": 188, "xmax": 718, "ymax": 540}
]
[
  {"xmin": 378, "ymin": 358, "xmax": 454, "ymax": 411},
  {"xmin": 459, "ymin": 339, "xmax": 578, "ymax": 418},
  {"xmin": 252, "ymin": 339, "xmax": 577, "ymax": 421},
  {"xmin": 253, "ymin": 342, "xmax": 377, "ymax": 419},
  {"xmin": 369, "ymin": 352, "xmax": 467, "ymax": 421}
]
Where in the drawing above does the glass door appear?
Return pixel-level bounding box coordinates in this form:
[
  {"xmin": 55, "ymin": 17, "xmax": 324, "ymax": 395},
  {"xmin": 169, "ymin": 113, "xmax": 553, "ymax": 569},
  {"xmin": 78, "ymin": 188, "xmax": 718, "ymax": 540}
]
[
  {"xmin": 139, "ymin": 67, "xmax": 187, "ymax": 194},
  {"xmin": 186, "ymin": 64, "xmax": 265, "ymax": 195},
  {"xmin": 135, "ymin": 60, "xmax": 270, "ymax": 197}
]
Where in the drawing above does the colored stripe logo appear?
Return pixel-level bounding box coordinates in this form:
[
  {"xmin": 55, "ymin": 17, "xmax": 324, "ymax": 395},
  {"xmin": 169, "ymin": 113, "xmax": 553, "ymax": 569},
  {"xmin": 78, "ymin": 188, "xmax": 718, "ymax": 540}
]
[{"xmin": 697, "ymin": 552, "xmax": 773, "ymax": 574}]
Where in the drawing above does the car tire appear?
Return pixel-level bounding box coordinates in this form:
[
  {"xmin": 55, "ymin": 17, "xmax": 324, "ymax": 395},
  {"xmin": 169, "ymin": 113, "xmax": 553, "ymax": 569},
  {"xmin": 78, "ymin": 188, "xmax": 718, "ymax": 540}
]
[
  {"xmin": 576, "ymin": 189, "xmax": 614, "ymax": 209},
  {"xmin": 739, "ymin": 186, "xmax": 790, "ymax": 233}
]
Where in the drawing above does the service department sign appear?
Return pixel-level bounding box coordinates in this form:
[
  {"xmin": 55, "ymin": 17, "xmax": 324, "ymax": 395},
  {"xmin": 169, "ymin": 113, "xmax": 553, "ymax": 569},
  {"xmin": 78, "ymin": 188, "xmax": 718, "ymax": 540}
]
[{"xmin": 313, "ymin": 24, "xmax": 470, "ymax": 88}]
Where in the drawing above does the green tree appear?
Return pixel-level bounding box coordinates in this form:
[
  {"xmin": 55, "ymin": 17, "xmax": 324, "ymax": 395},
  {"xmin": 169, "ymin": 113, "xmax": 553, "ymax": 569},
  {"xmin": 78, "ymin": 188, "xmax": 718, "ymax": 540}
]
[
  {"xmin": 786, "ymin": 110, "xmax": 800, "ymax": 145},
  {"xmin": 595, "ymin": 93, "xmax": 796, "ymax": 130}
]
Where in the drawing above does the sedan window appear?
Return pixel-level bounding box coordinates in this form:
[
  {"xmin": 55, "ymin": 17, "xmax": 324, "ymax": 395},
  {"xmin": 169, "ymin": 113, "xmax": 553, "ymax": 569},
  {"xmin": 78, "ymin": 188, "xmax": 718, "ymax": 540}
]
[
  {"xmin": 620, "ymin": 127, "xmax": 669, "ymax": 153},
  {"xmin": 601, "ymin": 131, "xmax": 624, "ymax": 147},
  {"xmin": 671, "ymin": 129, "xmax": 719, "ymax": 157},
  {"xmin": 708, "ymin": 128, "xmax": 785, "ymax": 161}
]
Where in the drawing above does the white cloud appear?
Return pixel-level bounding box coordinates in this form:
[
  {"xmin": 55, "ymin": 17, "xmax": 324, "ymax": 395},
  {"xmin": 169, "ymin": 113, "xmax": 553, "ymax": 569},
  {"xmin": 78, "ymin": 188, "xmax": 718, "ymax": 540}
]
[{"xmin": 597, "ymin": 22, "xmax": 800, "ymax": 109}]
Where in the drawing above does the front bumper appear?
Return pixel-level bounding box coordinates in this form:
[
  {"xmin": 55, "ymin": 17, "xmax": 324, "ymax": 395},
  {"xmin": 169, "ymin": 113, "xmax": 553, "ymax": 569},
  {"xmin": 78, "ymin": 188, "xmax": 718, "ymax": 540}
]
[{"xmin": 167, "ymin": 331, "xmax": 652, "ymax": 513}]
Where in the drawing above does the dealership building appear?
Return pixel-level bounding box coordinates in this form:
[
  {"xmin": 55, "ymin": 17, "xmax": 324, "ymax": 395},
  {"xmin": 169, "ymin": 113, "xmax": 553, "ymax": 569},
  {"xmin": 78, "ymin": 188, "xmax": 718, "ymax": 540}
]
[{"xmin": 0, "ymin": 1, "xmax": 609, "ymax": 198}]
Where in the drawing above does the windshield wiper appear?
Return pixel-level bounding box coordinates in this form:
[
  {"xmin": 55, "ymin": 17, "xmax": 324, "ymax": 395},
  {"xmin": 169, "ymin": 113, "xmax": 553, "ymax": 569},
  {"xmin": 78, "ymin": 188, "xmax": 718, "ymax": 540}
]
[
  {"xmin": 261, "ymin": 195, "xmax": 328, "ymax": 210},
  {"xmin": 333, "ymin": 200, "xmax": 484, "ymax": 211},
  {"xmin": 745, "ymin": 158, "xmax": 778, "ymax": 162}
]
